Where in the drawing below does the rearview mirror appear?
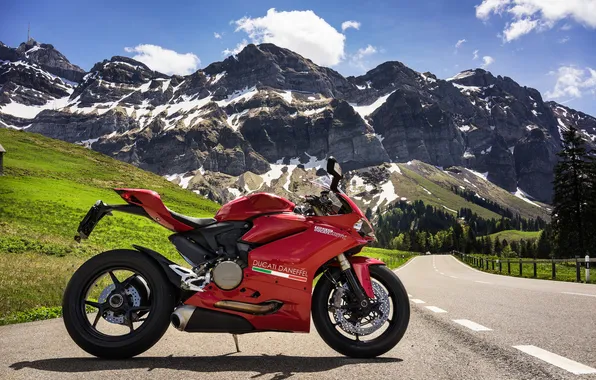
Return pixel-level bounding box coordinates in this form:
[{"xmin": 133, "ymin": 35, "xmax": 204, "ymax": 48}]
[{"xmin": 326, "ymin": 157, "xmax": 343, "ymax": 192}]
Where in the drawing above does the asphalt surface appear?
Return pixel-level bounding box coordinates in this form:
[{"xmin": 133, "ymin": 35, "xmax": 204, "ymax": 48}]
[{"xmin": 1, "ymin": 255, "xmax": 595, "ymax": 379}]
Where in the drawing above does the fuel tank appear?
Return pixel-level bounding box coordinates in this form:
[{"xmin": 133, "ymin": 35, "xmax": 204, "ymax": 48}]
[{"xmin": 214, "ymin": 192, "xmax": 296, "ymax": 222}]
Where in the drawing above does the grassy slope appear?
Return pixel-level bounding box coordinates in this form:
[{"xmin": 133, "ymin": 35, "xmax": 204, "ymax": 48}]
[
  {"xmin": 394, "ymin": 165, "xmax": 502, "ymax": 220},
  {"xmin": 0, "ymin": 128, "xmax": 220, "ymax": 322},
  {"xmin": 0, "ymin": 129, "xmax": 415, "ymax": 324},
  {"xmin": 483, "ymin": 230, "xmax": 542, "ymax": 242},
  {"xmin": 396, "ymin": 161, "xmax": 550, "ymax": 221}
]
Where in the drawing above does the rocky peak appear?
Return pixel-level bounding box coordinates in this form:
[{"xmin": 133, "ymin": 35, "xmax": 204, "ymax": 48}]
[
  {"xmin": 203, "ymin": 43, "xmax": 354, "ymax": 98},
  {"xmin": 351, "ymin": 61, "xmax": 419, "ymax": 91},
  {"xmin": 88, "ymin": 56, "xmax": 165, "ymax": 84},
  {"xmin": 449, "ymin": 69, "xmax": 496, "ymax": 88},
  {"xmin": 13, "ymin": 38, "xmax": 86, "ymax": 83}
]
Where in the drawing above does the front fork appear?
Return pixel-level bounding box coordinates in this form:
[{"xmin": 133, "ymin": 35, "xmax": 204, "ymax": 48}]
[{"xmin": 337, "ymin": 253, "xmax": 371, "ymax": 307}]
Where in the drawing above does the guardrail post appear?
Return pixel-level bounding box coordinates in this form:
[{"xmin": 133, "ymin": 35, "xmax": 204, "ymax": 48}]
[
  {"xmin": 576, "ymin": 258, "xmax": 581, "ymax": 282},
  {"xmin": 586, "ymin": 255, "xmax": 590, "ymax": 283},
  {"xmin": 492, "ymin": 260, "xmax": 495, "ymax": 270},
  {"xmin": 552, "ymin": 260, "xmax": 556, "ymax": 280},
  {"xmin": 533, "ymin": 261, "xmax": 537, "ymax": 278},
  {"xmin": 519, "ymin": 259, "xmax": 522, "ymax": 276},
  {"xmin": 499, "ymin": 260, "xmax": 502, "ymax": 273},
  {"xmin": 508, "ymin": 260, "xmax": 511, "ymax": 274}
]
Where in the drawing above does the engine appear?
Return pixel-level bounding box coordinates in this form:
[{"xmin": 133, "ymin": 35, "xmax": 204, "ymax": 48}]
[
  {"xmin": 169, "ymin": 221, "xmax": 251, "ymax": 291},
  {"xmin": 212, "ymin": 260, "xmax": 244, "ymax": 290}
]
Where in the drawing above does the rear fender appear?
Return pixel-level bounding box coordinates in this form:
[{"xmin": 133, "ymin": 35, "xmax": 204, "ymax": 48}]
[
  {"xmin": 324, "ymin": 256, "xmax": 385, "ymax": 298},
  {"xmin": 132, "ymin": 245, "xmax": 187, "ymax": 289}
]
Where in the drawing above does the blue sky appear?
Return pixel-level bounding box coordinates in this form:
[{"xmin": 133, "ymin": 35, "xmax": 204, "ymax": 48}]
[{"xmin": 2, "ymin": 0, "xmax": 596, "ymax": 115}]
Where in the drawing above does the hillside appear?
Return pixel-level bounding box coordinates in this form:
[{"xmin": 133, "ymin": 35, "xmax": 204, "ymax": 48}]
[
  {"xmin": 0, "ymin": 128, "xmax": 220, "ymax": 322},
  {"xmin": 483, "ymin": 230, "xmax": 542, "ymax": 242}
]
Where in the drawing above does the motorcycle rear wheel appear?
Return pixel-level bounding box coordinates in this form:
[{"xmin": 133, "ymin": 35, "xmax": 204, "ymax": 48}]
[
  {"xmin": 312, "ymin": 265, "xmax": 410, "ymax": 358},
  {"xmin": 62, "ymin": 249, "xmax": 176, "ymax": 359}
]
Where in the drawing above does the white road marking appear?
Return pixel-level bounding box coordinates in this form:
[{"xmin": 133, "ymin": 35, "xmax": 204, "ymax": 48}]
[
  {"xmin": 475, "ymin": 280, "xmax": 491, "ymax": 284},
  {"xmin": 411, "ymin": 299, "xmax": 426, "ymax": 304},
  {"xmin": 453, "ymin": 319, "xmax": 492, "ymax": 331},
  {"xmin": 449, "ymin": 255, "xmax": 488, "ymax": 274},
  {"xmin": 450, "ymin": 276, "xmax": 458, "ymax": 279},
  {"xmin": 395, "ymin": 256, "xmax": 418, "ymax": 272},
  {"xmin": 425, "ymin": 306, "xmax": 447, "ymax": 313},
  {"xmin": 513, "ymin": 345, "xmax": 596, "ymax": 375},
  {"xmin": 439, "ymin": 272, "xmax": 445, "ymax": 275},
  {"xmin": 561, "ymin": 292, "xmax": 596, "ymax": 298},
  {"xmin": 407, "ymin": 294, "xmax": 412, "ymax": 298}
]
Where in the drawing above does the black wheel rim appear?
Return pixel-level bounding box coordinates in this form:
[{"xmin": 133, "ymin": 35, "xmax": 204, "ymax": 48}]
[{"xmin": 78, "ymin": 266, "xmax": 154, "ymax": 340}]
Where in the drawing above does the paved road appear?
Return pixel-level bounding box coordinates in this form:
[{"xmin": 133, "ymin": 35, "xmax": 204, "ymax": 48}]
[{"xmin": 1, "ymin": 255, "xmax": 595, "ymax": 379}]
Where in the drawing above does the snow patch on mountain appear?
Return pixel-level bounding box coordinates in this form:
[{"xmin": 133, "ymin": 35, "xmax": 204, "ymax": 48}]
[{"xmin": 350, "ymin": 90, "xmax": 396, "ymax": 118}]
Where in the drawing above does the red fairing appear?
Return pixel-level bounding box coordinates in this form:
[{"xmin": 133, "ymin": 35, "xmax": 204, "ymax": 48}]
[
  {"xmin": 242, "ymin": 213, "xmax": 308, "ymax": 244},
  {"xmin": 215, "ymin": 192, "xmax": 295, "ymax": 222},
  {"xmin": 185, "ymin": 222, "xmax": 369, "ymax": 332},
  {"xmin": 350, "ymin": 256, "xmax": 385, "ymax": 298},
  {"xmin": 114, "ymin": 188, "xmax": 193, "ymax": 232}
]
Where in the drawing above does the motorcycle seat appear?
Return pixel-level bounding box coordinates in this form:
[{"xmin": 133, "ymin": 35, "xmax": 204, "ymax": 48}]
[{"xmin": 168, "ymin": 209, "xmax": 217, "ymax": 229}]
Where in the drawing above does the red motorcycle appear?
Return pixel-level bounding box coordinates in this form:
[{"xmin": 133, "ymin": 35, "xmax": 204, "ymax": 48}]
[{"xmin": 63, "ymin": 158, "xmax": 410, "ymax": 359}]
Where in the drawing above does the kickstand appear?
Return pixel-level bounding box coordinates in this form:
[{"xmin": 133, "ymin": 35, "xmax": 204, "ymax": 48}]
[{"xmin": 232, "ymin": 334, "xmax": 240, "ymax": 353}]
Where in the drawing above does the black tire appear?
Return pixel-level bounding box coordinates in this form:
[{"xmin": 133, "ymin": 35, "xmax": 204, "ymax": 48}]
[
  {"xmin": 62, "ymin": 249, "xmax": 176, "ymax": 359},
  {"xmin": 312, "ymin": 265, "xmax": 410, "ymax": 358}
]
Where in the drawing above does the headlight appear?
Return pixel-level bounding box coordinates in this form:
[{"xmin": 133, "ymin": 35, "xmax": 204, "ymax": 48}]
[
  {"xmin": 353, "ymin": 219, "xmax": 364, "ymax": 231},
  {"xmin": 357, "ymin": 218, "xmax": 376, "ymax": 240}
]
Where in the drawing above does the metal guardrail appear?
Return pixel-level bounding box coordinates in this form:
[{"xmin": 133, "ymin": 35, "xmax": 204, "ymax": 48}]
[{"xmin": 453, "ymin": 251, "xmax": 594, "ymax": 283}]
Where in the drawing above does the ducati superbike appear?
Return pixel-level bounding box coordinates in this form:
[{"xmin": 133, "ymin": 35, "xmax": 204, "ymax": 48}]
[{"xmin": 62, "ymin": 157, "xmax": 410, "ymax": 358}]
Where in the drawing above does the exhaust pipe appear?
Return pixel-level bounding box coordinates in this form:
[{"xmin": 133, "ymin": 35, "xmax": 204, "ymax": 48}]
[
  {"xmin": 171, "ymin": 305, "xmax": 196, "ymax": 331},
  {"xmin": 214, "ymin": 300, "xmax": 281, "ymax": 315}
]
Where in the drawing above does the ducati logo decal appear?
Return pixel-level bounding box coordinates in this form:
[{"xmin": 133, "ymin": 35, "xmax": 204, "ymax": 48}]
[
  {"xmin": 252, "ymin": 260, "xmax": 308, "ymax": 282},
  {"xmin": 314, "ymin": 225, "xmax": 347, "ymax": 239}
]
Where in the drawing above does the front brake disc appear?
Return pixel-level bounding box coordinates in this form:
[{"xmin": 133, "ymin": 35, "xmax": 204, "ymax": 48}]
[{"xmin": 333, "ymin": 282, "xmax": 390, "ymax": 336}]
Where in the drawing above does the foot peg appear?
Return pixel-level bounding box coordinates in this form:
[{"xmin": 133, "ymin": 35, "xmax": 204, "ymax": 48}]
[{"xmin": 232, "ymin": 334, "xmax": 240, "ymax": 352}]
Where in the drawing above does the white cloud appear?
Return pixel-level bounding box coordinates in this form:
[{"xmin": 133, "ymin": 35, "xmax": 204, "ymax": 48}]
[
  {"xmin": 476, "ymin": 0, "xmax": 511, "ymax": 20},
  {"xmin": 455, "ymin": 39, "xmax": 467, "ymax": 48},
  {"xmin": 545, "ymin": 66, "xmax": 596, "ymax": 99},
  {"xmin": 475, "ymin": 0, "xmax": 596, "ymax": 41},
  {"xmin": 503, "ymin": 18, "xmax": 538, "ymax": 41},
  {"xmin": 232, "ymin": 8, "xmax": 346, "ymax": 66},
  {"xmin": 341, "ymin": 20, "xmax": 361, "ymax": 31},
  {"xmin": 123, "ymin": 44, "xmax": 200, "ymax": 75},
  {"xmin": 214, "ymin": 32, "xmax": 222, "ymax": 39},
  {"xmin": 558, "ymin": 36, "xmax": 570, "ymax": 43},
  {"xmin": 473, "ymin": 49, "xmax": 479, "ymax": 60},
  {"xmin": 350, "ymin": 44, "xmax": 377, "ymax": 69},
  {"xmin": 222, "ymin": 39, "xmax": 248, "ymax": 57},
  {"xmin": 481, "ymin": 56, "xmax": 495, "ymax": 68}
]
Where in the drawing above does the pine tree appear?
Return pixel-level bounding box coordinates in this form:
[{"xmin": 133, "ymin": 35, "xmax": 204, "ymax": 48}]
[
  {"xmin": 494, "ymin": 238, "xmax": 503, "ymax": 256},
  {"xmin": 537, "ymin": 226, "xmax": 552, "ymax": 259},
  {"xmin": 551, "ymin": 126, "xmax": 596, "ymax": 258},
  {"xmin": 483, "ymin": 236, "xmax": 493, "ymax": 255},
  {"xmin": 510, "ymin": 241, "xmax": 519, "ymax": 257}
]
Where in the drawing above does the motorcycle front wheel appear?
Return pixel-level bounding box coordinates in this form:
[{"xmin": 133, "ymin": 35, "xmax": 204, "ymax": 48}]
[
  {"xmin": 312, "ymin": 265, "xmax": 410, "ymax": 358},
  {"xmin": 62, "ymin": 249, "xmax": 176, "ymax": 359}
]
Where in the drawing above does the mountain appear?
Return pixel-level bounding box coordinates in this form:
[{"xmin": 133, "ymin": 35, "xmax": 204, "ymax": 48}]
[{"xmin": 1, "ymin": 40, "xmax": 594, "ymax": 214}]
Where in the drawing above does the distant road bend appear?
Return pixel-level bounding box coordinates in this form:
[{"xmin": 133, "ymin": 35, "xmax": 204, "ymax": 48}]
[{"xmin": 1, "ymin": 255, "xmax": 595, "ymax": 380}]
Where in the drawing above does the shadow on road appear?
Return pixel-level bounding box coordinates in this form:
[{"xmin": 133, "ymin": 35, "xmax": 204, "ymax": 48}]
[{"xmin": 10, "ymin": 354, "xmax": 402, "ymax": 379}]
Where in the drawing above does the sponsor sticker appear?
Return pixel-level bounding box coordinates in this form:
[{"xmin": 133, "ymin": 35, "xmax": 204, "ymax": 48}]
[
  {"xmin": 314, "ymin": 225, "xmax": 347, "ymax": 239},
  {"xmin": 251, "ymin": 260, "xmax": 308, "ymax": 282}
]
